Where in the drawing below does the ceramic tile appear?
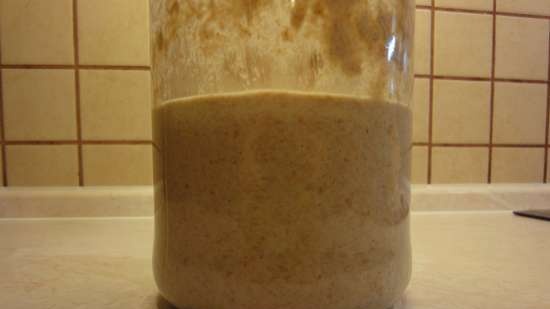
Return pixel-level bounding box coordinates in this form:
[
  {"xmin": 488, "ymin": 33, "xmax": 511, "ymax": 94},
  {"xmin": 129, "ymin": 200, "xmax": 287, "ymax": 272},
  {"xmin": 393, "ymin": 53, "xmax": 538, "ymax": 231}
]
[
  {"xmin": 492, "ymin": 148, "xmax": 545, "ymax": 183},
  {"xmin": 2, "ymin": 69, "xmax": 77, "ymax": 141},
  {"xmin": 433, "ymin": 80, "xmax": 491, "ymax": 143},
  {"xmin": 497, "ymin": 0, "xmax": 550, "ymax": 16},
  {"xmin": 493, "ymin": 82, "xmax": 547, "ymax": 144},
  {"xmin": 415, "ymin": 9, "xmax": 431, "ymax": 75},
  {"xmin": 1, "ymin": 0, "xmax": 548, "ymax": 188},
  {"xmin": 434, "ymin": 11, "xmax": 492, "ymax": 77},
  {"xmin": 78, "ymin": 0, "xmax": 150, "ymax": 65},
  {"xmin": 0, "ymin": 151, "xmax": 3, "ymax": 187},
  {"xmin": 413, "ymin": 78, "xmax": 430, "ymax": 143},
  {"xmin": 495, "ymin": 16, "xmax": 549, "ymax": 80},
  {"xmin": 412, "ymin": 146, "xmax": 428, "ymax": 184},
  {"xmin": 6, "ymin": 145, "xmax": 79, "ymax": 186},
  {"xmin": 0, "ymin": 0, "xmax": 74, "ymax": 64},
  {"xmin": 435, "ymin": 0, "xmax": 493, "ymax": 11},
  {"xmin": 83, "ymin": 145, "xmax": 153, "ymax": 186},
  {"xmin": 432, "ymin": 147, "xmax": 489, "ymax": 183},
  {"xmin": 80, "ymin": 70, "xmax": 152, "ymax": 140}
]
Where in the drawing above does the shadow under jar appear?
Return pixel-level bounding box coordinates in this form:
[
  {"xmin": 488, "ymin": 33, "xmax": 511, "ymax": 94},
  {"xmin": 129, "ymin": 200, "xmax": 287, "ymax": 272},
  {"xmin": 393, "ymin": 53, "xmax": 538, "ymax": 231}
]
[{"xmin": 150, "ymin": 1, "xmax": 414, "ymax": 309}]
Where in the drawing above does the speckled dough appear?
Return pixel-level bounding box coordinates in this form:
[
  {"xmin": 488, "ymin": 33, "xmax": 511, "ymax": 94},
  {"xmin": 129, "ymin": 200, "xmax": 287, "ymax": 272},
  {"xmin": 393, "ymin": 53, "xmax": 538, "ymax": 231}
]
[{"xmin": 153, "ymin": 90, "xmax": 412, "ymax": 309}]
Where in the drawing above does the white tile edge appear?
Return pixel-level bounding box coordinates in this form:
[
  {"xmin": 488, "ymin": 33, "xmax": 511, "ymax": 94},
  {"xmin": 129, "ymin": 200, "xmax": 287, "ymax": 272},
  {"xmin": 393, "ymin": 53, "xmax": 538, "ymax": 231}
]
[
  {"xmin": 0, "ymin": 186, "xmax": 154, "ymax": 218},
  {"xmin": 0, "ymin": 184, "xmax": 548, "ymax": 218},
  {"xmin": 411, "ymin": 184, "xmax": 550, "ymax": 212},
  {"xmin": 412, "ymin": 183, "xmax": 550, "ymax": 194}
]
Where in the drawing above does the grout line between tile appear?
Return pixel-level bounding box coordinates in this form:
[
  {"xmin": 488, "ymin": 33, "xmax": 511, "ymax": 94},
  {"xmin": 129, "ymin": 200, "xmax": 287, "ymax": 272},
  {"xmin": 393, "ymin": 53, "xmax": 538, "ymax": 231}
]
[
  {"xmin": 544, "ymin": 28, "xmax": 550, "ymax": 183},
  {"xmin": 488, "ymin": 0, "xmax": 497, "ymax": 184},
  {"xmin": 432, "ymin": 7, "xmax": 493, "ymax": 15},
  {"xmin": 431, "ymin": 144, "xmax": 489, "ymax": 148},
  {"xmin": 0, "ymin": 64, "xmax": 151, "ymax": 70},
  {"xmin": 434, "ymin": 76, "xmax": 491, "ymax": 82},
  {"xmin": 495, "ymin": 11, "xmax": 550, "ymax": 20},
  {"xmin": 414, "ymin": 74, "xmax": 548, "ymax": 84},
  {"xmin": 79, "ymin": 65, "xmax": 151, "ymax": 71},
  {"xmin": 491, "ymin": 78, "xmax": 548, "ymax": 84},
  {"xmin": 0, "ymin": 140, "xmax": 153, "ymax": 145},
  {"xmin": 415, "ymin": 5, "xmax": 550, "ymax": 20},
  {"xmin": 0, "ymin": 53, "xmax": 7, "ymax": 186},
  {"xmin": 83, "ymin": 140, "xmax": 153, "ymax": 145},
  {"xmin": 413, "ymin": 142, "xmax": 429, "ymax": 147},
  {"xmin": 414, "ymin": 143, "xmax": 547, "ymax": 148},
  {"xmin": 75, "ymin": 69, "xmax": 84, "ymax": 186},
  {"xmin": 427, "ymin": 0, "xmax": 435, "ymax": 184},
  {"xmin": 486, "ymin": 144, "xmax": 547, "ymax": 148},
  {"xmin": 4, "ymin": 141, "xmax": 78, "ymax": 145},
  {"xmin": 73, "ymin": 0, "xmax": 84, "ymax": 186}
]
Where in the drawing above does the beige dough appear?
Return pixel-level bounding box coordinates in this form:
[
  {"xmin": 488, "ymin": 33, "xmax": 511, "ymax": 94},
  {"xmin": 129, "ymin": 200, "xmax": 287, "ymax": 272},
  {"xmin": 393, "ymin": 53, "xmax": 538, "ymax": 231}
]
[{"xmin": 153, "ymin": 90, "xmax": 412, "ymax": 309}]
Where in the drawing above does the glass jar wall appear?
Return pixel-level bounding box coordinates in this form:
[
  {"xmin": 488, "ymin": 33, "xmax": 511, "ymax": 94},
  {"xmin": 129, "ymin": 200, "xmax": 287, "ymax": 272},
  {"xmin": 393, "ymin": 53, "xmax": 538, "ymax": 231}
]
[
  {"xmin": 151, "ymin": 0, "xmax": 414, "ymax": 104},
  {"xmin": 151, "ymin": 2, "xmax": 414, "ymax": 309}
]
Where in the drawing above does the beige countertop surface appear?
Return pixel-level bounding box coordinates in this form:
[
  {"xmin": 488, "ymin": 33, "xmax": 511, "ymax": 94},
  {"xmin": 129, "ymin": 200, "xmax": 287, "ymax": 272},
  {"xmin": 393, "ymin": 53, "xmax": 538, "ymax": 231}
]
[
  {"xmin": 1, "ymin": 211, "xmax": 549, "ymax": 309},
  {"xmin": 2, "ymin": 184, "xmax": 550, "ymax": 217}
]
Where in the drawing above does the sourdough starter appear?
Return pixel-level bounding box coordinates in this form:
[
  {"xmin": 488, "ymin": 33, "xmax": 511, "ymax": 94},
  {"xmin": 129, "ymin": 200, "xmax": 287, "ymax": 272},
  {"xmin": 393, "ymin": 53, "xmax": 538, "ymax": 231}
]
[{"xmin": 153, "ymin": 90, "xmax": 412, "ymax": 309}]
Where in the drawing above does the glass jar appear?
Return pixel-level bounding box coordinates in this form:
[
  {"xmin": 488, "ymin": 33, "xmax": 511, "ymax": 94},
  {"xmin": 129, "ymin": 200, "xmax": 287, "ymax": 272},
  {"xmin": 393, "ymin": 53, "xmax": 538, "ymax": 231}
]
[{"xmin": 151, "ymin": 1, "xmax": 414, "ymax": 309}]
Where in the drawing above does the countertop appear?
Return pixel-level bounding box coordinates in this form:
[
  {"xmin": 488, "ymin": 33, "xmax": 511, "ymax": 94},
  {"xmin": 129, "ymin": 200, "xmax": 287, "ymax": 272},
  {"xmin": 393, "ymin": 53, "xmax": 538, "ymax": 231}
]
[
  {"xmin": 1, "ymin": 211, "xmax": 549, "ymax": 309},
  {"xmin": 2, "ymin": 184, "xmax": 550, "ymax": 217}
]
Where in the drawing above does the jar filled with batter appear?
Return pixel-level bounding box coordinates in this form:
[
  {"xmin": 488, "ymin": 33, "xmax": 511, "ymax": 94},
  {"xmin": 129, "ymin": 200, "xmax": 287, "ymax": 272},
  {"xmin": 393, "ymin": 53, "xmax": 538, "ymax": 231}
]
[{"xmin": 150, "ymin": 1, "xmax": 414, "ymax": 309}]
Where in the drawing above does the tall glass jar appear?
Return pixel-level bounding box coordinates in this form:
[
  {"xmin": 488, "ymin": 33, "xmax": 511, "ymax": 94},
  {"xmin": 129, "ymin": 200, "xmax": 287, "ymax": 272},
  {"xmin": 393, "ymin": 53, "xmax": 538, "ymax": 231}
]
[{"xmin": 151, "ymin": 1, "xmax": 414, "ymax": 309}]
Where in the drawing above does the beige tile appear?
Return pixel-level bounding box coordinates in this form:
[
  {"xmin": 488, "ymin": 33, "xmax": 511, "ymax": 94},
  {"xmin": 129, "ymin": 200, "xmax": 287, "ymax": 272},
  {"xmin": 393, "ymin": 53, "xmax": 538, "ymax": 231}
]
[
  {"xmin": 497, "ymin": 0, "xmax": 550, "ymax": 16},
  {"xmin": 433, "ymin": 80, "xmax": 491, "ymax": 143},
  {"xmin": 414, "ymin": 9, "xmax": 431, "ymax": 75},
  {"xmin": 548, "ymin": 149, "xmax": 550, "ymax": 182},
  {"xmin": 495, "ymin": 16, "xmax": 549, "ymax": 80},
  {"xmin": 2, "ymin": 69, "xmax": 77, "ymax": 141},
  {"xmin": 78, "ymin": 0, "xmax": 150, "ymax": 65},
  {"xmin": 434, "ymin": 11, "xmax": 492, "ymax": 77},
  {"xmin": 0, "ymin": 0, "xmax": 74, "ymax": 64},
  {"xmin": 416, "ymin": 0, "xmax": 431, "ymax": 5},
  {"xmin": 83, "ymin": 145, "xmax": 153, "ymax": 186},
  {"xmin": 0, "ymin": 151, "xmax": 3, "ymax": 187},
  {"xmin": 413, "ymin": 78, "xmax": 430, "ymax": 143},
  {"xmin": 493, "ymin": 82, "xmax": 547, "ymax": 145},
  {"xmin": 80, "ymin": 70, "xmax": 152, "ymax": 140},
  {"xmin": 432, "ymin": 147, "xmax": 489, "ymax": 183},
  {"xmin": 492, "ymin": 148, "xmax": 544, "ymax": 183},
  {"xmin": 412, "ymin": 146, "xmax": 428, "ymax": 184},
  {"xmin": 435, "ymin": 0, "xmax": 493, "ymax": 10},
  {"xmin": 6, "ymin": 145, "xmax": 79, "ymax": 186}
]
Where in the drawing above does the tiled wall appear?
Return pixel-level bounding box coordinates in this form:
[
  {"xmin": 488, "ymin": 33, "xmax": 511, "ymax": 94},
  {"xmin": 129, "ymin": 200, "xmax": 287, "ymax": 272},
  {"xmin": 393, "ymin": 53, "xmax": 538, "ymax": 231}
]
[
  {"xmin": 0, "ymin": 0, "xmax": 549, "ymax": 186},
  {"xmin": 412, "ymin": 0, "xmax": 550, "ymax": 184},
  {"xmin": 0, "ymin": 0, "xmax": 152, "ymax": 186}
]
